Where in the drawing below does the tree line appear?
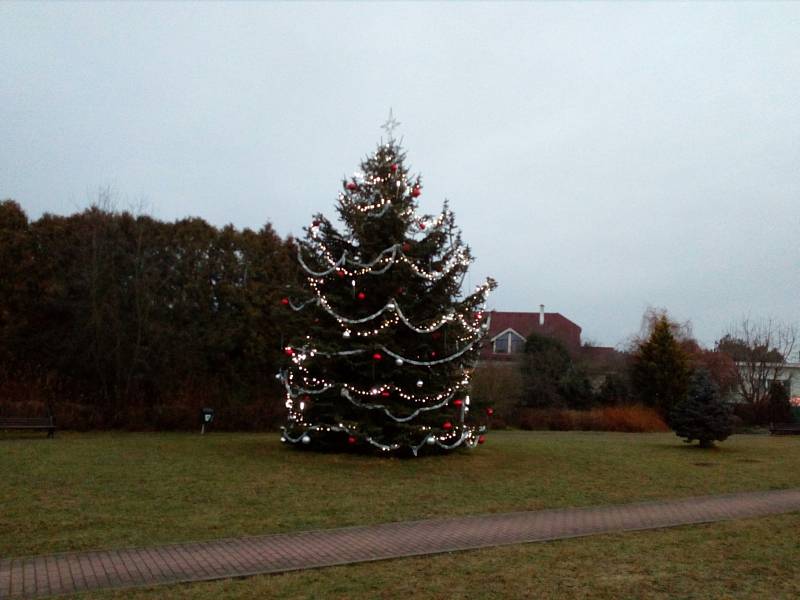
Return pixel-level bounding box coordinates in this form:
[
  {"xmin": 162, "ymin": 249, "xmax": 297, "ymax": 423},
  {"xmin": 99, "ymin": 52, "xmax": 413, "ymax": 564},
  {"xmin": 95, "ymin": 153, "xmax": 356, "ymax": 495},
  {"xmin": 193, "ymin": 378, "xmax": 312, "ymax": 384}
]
[
  {"xmin": 0, "ymin": 199, "xmax": 300, "ymax": 429},
  {"xmin": 2, "ymin": 199, "xmax": 796, "ymax": 432},
  {"xmin": 474, "ymin": 309, "xmax": 797, "ymax": 430}
]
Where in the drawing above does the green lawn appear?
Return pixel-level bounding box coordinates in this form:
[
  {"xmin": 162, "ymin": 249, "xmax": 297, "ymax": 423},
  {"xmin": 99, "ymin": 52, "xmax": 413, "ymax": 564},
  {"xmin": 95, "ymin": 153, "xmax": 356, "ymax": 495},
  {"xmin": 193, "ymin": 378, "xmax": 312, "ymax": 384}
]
[{"xmin": 3, "ymin": 430, "xmax": 800, "ymax": 558}]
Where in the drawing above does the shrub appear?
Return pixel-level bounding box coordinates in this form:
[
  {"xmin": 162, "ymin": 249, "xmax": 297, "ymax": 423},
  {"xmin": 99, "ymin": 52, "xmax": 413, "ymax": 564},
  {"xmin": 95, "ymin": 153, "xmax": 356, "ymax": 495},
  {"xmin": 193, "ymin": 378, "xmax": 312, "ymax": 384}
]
[
  {"xmin": 519, "ymin": 333, "xmax": 593, "ymax": 409},
  {"xmin": 470, "ymin": 362, "xmax": 523, "ymax": 422},
  {"xmin": 517, "ymin": 404, "xmax": 668, "ymax": 433},
  {"xmin": 671, "ymin": 369, "xmax": 733, "ymax": 448},
  {"xmin": 767, "ymin": 381, "xmax": 794, "ymax": 424}
]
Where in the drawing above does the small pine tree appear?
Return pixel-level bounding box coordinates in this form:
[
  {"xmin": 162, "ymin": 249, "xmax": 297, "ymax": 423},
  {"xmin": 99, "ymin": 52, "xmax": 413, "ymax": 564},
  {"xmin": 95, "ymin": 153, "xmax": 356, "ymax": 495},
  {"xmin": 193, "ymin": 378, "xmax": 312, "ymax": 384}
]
[
  {"xmin": 767, "ymin": 381, "xmax": 794, "ymax": 424},
  {"xmin": 671, "ymin": 369, "xmax": 733, "ymax": 448}
]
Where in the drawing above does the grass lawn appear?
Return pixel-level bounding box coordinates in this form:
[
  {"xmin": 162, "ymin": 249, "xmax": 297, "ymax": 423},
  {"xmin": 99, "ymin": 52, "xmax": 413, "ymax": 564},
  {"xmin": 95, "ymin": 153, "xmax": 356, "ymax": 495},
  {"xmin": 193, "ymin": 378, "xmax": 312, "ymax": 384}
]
[
  {"xmin": 2, "ymin": 430, "xmax": 800, "ymax": 559},
  {"xmin": 79, "ymin": 513, "xmax": 800, "ymax": 600}
]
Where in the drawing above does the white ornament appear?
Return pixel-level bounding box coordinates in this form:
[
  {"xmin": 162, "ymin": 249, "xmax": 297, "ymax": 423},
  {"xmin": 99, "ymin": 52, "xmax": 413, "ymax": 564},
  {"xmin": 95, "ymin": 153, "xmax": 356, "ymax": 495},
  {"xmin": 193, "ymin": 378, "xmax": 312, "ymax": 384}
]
[
  {"xmin": 386, "ymin": 302, "xmax": 396, "ymax": 311},
  {"xmin": 301, "ymin": 435, "xmax": 311, "ymax": 444},
  {"xmin": 343, "ymin": 330, "xmax": 351, "ymax": 339},
  {"xmin": 280, "ymin": 436, "xmax": 286, "ymax": 443},
  {"xmin": 395, "ymin": 358, "xmax": 404, "ymax": 366},
  {"xmin": 426, "ymin": 435, "xmax": 436, "ymax": 445},
  {"xmin": 416, "ymin": 379, "xmax": 424, "ymax": 388}
]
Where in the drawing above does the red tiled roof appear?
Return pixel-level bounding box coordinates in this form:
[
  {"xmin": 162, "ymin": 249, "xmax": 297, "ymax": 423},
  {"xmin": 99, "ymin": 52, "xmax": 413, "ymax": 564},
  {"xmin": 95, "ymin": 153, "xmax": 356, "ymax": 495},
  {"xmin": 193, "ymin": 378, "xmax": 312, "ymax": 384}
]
[{"xmin": 480, "ymin": 310, "xmax": 582, "ymax": 360}]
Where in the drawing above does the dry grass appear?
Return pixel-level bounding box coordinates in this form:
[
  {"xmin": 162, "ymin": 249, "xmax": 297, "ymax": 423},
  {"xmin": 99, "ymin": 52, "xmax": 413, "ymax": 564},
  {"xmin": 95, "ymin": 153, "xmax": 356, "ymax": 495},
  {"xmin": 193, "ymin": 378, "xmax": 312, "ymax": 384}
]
[
  {"xmin": 519, "ymin": 404, "xmax": 669, "ymax": 432},
  {"xmin": 3, "ymin": 430, "xmax": 800, "ymax": 558}
]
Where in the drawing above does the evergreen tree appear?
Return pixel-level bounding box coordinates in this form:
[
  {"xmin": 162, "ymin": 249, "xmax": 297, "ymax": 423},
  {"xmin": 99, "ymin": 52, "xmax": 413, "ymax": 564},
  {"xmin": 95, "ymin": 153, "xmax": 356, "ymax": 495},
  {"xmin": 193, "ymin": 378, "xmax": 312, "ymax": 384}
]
[
  {"xmin": 767, "ymin": 380, "xmax": 794, "ymax": 424},
  {"xmin": 630, "ymin": 315, "xmax": 690, "ymax": 418},
  {"xmin": 520, "ymin": 333, "xmax": 593, "ymax": 409},
  {"xmin": 671, "ymin": 369, "xmax": 733, "ymax": 448},
  {"xmin": 279, "ymin": 123, "xmax": 495, "ymax": 455}
]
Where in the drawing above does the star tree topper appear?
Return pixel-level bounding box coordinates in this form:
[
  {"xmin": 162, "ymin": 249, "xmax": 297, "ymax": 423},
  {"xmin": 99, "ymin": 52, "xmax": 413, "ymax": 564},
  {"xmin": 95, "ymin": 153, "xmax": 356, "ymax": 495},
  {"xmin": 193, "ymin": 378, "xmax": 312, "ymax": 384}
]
[{"xmin": 381, "ymin": 108, "xmax": 401, "ymax": 141}]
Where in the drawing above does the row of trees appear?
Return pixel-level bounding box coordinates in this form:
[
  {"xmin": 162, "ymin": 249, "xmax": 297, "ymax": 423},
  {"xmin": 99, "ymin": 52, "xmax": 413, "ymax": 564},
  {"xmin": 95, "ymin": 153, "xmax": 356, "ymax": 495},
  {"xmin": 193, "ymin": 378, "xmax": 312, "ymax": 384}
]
[
  {"xmin": 0, "ymin": 198, "xmax": 299, "ymax": 429},
  {"xmin": 630, "ymin": 311, "xmax": 797, "ymax": 427},
  {"xmin": 2, "ymin": 197, "xmax": 796, "ymax": 433},
  {"xmin": 474, "ymin": 308, "xmax": 797, "ymax": 431}
]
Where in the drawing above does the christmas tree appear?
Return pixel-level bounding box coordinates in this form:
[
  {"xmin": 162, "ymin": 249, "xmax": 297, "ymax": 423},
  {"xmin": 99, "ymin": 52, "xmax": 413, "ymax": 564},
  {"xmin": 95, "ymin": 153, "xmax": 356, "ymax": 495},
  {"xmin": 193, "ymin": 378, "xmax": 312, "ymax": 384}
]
[{"xmin": 278, "ymin": 114, "xmax": 496, "ymax": 456}]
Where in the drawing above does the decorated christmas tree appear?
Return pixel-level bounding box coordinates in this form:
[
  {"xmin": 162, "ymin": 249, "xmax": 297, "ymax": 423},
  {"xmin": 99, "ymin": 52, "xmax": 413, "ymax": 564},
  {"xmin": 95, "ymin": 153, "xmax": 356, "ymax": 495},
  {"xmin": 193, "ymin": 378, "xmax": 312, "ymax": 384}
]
[{"xmin": 278, "ymin": 113, "xmax": 496, "ymax": 455}]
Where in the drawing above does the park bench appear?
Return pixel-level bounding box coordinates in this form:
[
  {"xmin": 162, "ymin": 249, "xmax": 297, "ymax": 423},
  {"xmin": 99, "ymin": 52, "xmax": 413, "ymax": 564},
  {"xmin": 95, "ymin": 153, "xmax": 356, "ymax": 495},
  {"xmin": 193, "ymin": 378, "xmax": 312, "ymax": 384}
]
[
  {"xmin": 0, "ymin": 415, "xmax": 56, "ymax": 437},
  {"xmin": 769, "ymin": 423, "xmax": 800, "ymax": 435}
]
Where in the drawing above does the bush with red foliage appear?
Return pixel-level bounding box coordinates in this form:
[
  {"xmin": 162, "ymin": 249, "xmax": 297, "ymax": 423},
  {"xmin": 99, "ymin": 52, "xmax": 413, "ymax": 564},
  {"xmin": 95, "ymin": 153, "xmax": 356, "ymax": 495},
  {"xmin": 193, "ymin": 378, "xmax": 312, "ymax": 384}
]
[{"xmin": 517, "ymin": 404, "xmax": 669, "ymax": 433}]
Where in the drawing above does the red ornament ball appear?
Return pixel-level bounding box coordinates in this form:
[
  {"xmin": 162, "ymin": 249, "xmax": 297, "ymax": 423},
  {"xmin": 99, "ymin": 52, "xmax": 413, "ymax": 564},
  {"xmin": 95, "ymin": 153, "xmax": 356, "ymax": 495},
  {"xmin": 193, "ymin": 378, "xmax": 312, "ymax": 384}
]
[
  {"xmin": 402, "ymin": 242, "xmax": 411, "ymax": 253},
  {"xmin": 284, "ymin": 347, "xmax": 294, "ymax": 357},
  {"xmin": 443, "ymin": 421, "xmax": 453, "ymax": 431},
  {"xmin": 411, "ymin": 186, "xmax": 422, "ymax": 198},
  {"xmin": 336, "ymin": 269, "xmax": 345, "ymax": 278},
  {"xmin": 348, "ymin": 435, "xmax": 357, "ymax": 445},
  {"xmin": 381, "ymin": 390, "xmax": 391, "ymax": 397},
  {"xmin": 390, "ymin": 163, "xmax": 399, "ymax": 173},
  {"xmin": 346, "ymin": 182, "xmax": 358, "ymax": 191},
  {"xmin": 418, "ymin": 221, "xmax": 426, "ymax": 230},
  {"xmin": 453, "ymin": 399, "xmax": 464, "ymax": 408},
  {"xmin": 486, "ymin": 407, "xmax": 494, "ymax": 416},
  {"xmin": 312, "ymin": 219, "xmax": 321, "ymax": 227},
  {"xmin": 478, "ymin": 435, "xmax": 486, "ymax": 445},
  {"xmin": 280, "ymin": 297, "xmax": 289, "ymax": 306},
  {"xmin": 372, "ymin": 352, "xmax": 383, "ymax": 361},
  {"xmin": 430, "ymin": 351, "xmax": 437, "ymax": 358},
  {"xmin": 357, "ymin": 292, "xmax": 366, "ymax": 300}
]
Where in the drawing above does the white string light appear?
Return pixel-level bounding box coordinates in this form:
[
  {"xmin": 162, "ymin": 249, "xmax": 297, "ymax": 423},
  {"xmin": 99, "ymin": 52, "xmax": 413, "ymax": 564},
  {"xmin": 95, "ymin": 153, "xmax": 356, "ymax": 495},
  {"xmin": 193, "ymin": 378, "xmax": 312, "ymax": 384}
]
[{"xmin": 281, "ymin": 137, "xmax": 496, "ymax": 454}]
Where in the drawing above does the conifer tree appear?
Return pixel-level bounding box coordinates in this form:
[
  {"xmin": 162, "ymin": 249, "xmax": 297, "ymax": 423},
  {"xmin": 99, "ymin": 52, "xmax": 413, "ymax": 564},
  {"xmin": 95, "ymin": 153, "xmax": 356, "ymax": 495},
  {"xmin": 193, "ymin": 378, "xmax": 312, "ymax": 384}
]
[
  {"xmin": 630, "ymin": 315, "xmax": 690, "ymax": 418},
  {"xmin": 671, "ymin": 369, "xmax": 733, "ymax": 448},
  {"xmin": 278, "ymin": 118, "xmax": 496, "ymax": 455}
]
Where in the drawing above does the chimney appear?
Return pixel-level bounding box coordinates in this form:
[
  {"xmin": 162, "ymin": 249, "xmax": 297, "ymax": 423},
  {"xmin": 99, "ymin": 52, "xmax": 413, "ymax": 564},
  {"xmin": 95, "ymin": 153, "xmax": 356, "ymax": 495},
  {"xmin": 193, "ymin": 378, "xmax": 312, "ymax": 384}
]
[{"xmin": 539, "ymin": 304, "xmax": 545, "ymax": 326}]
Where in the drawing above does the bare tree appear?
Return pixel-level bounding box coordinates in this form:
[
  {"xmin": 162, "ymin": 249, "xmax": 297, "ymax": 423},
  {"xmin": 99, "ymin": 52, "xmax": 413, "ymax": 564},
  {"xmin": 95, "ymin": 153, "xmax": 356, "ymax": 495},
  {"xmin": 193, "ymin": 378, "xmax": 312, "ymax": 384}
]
[{"xmin": 717, "ymin": 317, "xmax": 798, "ymax": 406}]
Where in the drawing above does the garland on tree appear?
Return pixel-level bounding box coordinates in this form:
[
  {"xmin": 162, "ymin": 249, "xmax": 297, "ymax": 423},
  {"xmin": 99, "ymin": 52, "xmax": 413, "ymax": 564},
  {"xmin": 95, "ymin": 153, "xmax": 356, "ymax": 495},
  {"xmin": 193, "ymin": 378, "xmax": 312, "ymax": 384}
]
[{"xmin": 279, "ymin": 118, "xmax": 496, "ymax": 455}]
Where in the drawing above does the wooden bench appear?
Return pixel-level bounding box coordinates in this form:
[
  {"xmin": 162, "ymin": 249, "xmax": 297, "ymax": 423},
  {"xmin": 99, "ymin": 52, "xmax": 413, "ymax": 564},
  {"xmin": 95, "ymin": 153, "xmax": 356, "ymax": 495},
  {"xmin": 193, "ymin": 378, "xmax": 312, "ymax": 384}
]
[
  {"xmin": 0, "ymin": 416, "xmax": 56, "ymax": 437},
  {"xmin": 769, "ymin": 423, "xmax": 800, "ymax": 435}
]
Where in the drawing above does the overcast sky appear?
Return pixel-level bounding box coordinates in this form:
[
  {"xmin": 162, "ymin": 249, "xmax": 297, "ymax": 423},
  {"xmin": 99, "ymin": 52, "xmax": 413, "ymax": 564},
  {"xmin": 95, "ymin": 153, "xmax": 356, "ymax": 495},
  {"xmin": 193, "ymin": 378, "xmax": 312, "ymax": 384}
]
[{"xmin": 1, "ymin": 2, "xmax": 798, "ymax": 348}]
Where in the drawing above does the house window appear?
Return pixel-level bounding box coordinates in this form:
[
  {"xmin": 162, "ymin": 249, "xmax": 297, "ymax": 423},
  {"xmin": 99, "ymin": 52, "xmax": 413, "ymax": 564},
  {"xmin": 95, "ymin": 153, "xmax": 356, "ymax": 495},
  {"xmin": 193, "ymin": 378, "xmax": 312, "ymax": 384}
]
[{"xmin": 493, "ymin": 331, "xmax": 526, "ymax": 354}]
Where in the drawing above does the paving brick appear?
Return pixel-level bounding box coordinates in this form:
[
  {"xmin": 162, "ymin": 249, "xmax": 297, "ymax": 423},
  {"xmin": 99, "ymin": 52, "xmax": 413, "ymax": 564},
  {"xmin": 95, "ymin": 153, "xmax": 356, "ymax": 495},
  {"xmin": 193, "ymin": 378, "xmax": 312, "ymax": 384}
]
[{"xmin": 4, "ymin": 488, "xmax": 800, "ymax": 599}]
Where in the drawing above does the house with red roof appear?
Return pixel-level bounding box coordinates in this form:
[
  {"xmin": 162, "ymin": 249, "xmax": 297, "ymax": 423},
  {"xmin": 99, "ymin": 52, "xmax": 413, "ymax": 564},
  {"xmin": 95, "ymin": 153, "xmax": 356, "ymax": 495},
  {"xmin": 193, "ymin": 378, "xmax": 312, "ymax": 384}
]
[{"xmin": 479, "ymin": 305, "xmax": 582, "ymax": 361}]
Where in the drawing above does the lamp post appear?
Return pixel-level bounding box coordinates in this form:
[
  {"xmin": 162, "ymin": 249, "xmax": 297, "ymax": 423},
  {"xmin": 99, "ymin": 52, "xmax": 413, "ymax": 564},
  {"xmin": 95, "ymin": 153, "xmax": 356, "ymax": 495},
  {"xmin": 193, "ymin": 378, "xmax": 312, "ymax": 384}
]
[{"xmin": 200, "ymin": 407, "xmax": 215, "ymax": 435}]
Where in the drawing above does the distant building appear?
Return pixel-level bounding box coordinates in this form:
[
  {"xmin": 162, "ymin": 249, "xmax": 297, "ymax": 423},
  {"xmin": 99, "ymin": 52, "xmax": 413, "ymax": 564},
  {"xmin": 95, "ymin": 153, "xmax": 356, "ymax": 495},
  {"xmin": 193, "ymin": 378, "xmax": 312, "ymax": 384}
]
[
  {"xmin": 480, "ymin": 303, "xmax": 619, "ymax": 355},
  {"xmin": 732, "ymin": 362, "xmax": 800, "ymax": 403},
  {"xmin": 480, "ymin": 305, "xmax": 581, "ymax": 362},
  {"xmin": 477, "ymin": 305, "xmax": 625, "ymax": 393}
]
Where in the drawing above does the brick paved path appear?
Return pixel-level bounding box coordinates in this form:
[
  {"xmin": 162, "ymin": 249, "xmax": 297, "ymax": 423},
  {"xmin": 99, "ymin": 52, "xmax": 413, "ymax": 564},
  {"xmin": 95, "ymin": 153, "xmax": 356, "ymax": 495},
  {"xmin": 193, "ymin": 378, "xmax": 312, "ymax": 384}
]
[{"xmin": 2, "ymin": 488, "xmax": 799, "ymax": 599}]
